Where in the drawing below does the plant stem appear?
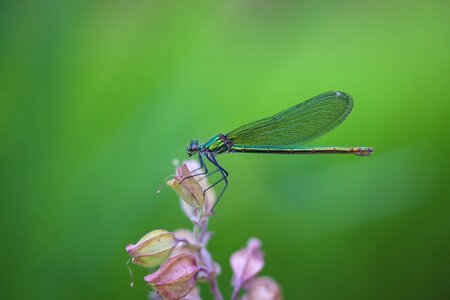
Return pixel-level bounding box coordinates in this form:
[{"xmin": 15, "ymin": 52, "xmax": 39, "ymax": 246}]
[
  {"xmin": 192, "ymin": 211, "xmax": 224, "ymax": 300},
  {"xmin": 231, "ymin": 286, "xmax": 240, "ymax": 300},
  {"xmin": 209, "ymin": 277, "xmax": 224, "ymax": 300}
]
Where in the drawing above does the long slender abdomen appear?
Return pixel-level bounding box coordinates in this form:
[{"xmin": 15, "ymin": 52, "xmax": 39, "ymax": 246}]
[{"xmin": 231, "ymin": 146, "xmax": 373, "ymax": 156}]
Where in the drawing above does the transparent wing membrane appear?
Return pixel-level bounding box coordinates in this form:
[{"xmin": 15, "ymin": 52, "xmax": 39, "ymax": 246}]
[{"xmin": 227, "ymin": 91, "xmax": 353, "ymax": 146}]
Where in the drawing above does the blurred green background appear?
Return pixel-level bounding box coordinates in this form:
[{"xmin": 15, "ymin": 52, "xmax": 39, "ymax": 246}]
[{"xmin": 1, "ymin": 0, "xmax": 449, "ymax": 299}]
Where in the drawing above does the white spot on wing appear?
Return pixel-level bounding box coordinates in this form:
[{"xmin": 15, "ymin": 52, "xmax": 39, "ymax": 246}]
[{"xmin": 335, "ymin": 91, "xmax": 342, "ymax": 97}]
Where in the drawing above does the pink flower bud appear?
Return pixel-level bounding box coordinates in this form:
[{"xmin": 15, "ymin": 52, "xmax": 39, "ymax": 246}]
[
  {"xmin": 183, "ymin": 160, "xmax": 217, "ymax": 216},
  {"xmin": 181, "ymin": 286, "xmax": 201, "ymax": 300},
  {"xmin": 170, "ymin": 230, "xmax": 200, "ymax": 261},
  {"xmin": 171, "ymin": 230, "xmax": 221, "ymax": 281},
  {"xmin": 230, "ymin": 238, "xmax": 265, "ymax": 289},
  {"xmin": 173, "ymin": 229, "xmax": 196, "ymax": 244},
  {"xmin": 242, "ymin": 277, "xmax": 283, "ymax": 300},
  {"xmin": 126, "ymin": 229, "xmax": 177, "ymax": 267},
  {"xmin": 150, "ymin": 286, "xmax": 201, "ymax": 300},
  {"xmin": 145, "ymin": 254, "xmax": 200, "ymax": 300},
  {"xmin": 167, "ymin": 163, "xmax": 205, "ymax": 209}
]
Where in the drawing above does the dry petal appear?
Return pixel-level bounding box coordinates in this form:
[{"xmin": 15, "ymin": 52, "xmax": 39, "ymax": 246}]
[
  {"xmin": 183, "ymin": 160, "xmax": 217, "ymax": 216},
  {"xmin": 145, "ymin": 254, "xmax": 200, "ymax": 300},
  {"xmin": 167, "ymin": 163, "xmax": 205, "ymax": 209},
  {"xmin": 241, "ymin": 277, "xmax": 283, "ymax": 300},
  {"xmin": 149, "ymin": 286, "xmax": 201, "ymax": 300},
  {"xmin": 231, "ymin": 238, "xmax": 265, "ymax": 289},
  {"xmin": 182, "ymin": 286, "xmax": 201, "ymax": 300}
]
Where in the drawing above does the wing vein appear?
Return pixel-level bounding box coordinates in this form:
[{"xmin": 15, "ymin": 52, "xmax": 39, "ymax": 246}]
[{"xmin": 227, "ymin": 91, "xmax": 353, "ymax": 147}]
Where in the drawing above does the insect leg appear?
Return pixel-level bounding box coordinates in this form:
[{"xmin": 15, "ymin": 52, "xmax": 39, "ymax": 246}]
[
  {"xmin": 189, "ymin": 152, "xmax": 207, "ymax": 174},
  {"xmin": 204, "ymin": 153, "xmax": 229, "ymax": 211},
  {"xmin": 181, "ymin": 152, "xmax": 210, "ymax": 183}
]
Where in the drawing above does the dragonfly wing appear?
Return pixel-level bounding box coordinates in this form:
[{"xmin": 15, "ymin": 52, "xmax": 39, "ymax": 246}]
[{"xmin": 227, "ymin": 91, "xmax": 354, "ymax": 146}]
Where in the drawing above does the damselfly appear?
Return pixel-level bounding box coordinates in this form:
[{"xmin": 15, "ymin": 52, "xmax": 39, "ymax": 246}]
[{"xmin": 186, "ymin": 91, "xmax": 373, "ymax": 208}]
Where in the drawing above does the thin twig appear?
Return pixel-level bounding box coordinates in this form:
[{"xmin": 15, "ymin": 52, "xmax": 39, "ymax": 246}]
[
  {"xmin": 192, "ymin": 210, "xmax": 224, "ymax": 300},
  {"xmin": 209, "ymin": 277, "xmax": 224, "ymax": 300},
  {"xmin": 231, "ymin": 285, "xmax": 241, "ymax": 300}
]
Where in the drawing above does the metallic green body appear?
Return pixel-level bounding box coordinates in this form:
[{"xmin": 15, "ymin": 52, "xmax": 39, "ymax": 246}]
[
  {"xmin": 203, "ymin": 134, "xmax": 372, "ymax": 156},
  {"xmin": 230, "ymin": 145, "xmax": 372, "ymax": 156},
  {"xmin": 203, "ymin": 135, "xmax": 227, "ymax": 154}
]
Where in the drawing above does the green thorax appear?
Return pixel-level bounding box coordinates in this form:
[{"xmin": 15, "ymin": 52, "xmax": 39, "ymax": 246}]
[{"xmin": 203, "ymin": 134, "xmax": 228, "ymax": 154}]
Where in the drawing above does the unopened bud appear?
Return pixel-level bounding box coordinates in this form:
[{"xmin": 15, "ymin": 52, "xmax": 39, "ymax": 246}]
[
  {"xmin": 167, "ymin": 163, "xmax": 205, "ymax": 209},
  {"xmin": 230, "ymin": 238, "xmax": 265, "ymax": 289},
  {"xmin": 145, "ymin": 254, "xmax": 200, "ymax": 300},
  {"xmin": 126, "ymin": 229, "xmax": 177, "ymax": 267},
  {"xmin": 242, "ymin": 277, "xmax": 283, "ymax": 300}
]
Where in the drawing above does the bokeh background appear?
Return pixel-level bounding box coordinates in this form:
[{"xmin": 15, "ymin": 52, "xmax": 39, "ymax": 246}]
[{"xmin": 1, "ymin": 0, "xmax": 449, "ymax": 299}]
